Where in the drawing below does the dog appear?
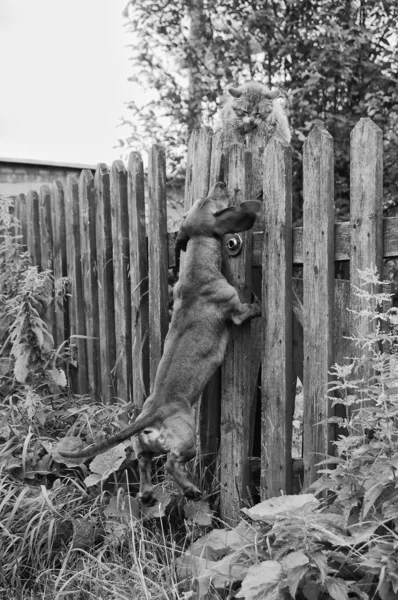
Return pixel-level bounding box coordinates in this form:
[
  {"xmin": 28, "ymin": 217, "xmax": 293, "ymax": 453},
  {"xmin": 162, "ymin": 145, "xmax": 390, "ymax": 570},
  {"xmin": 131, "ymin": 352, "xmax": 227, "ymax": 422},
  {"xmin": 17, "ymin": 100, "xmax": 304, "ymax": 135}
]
[{"xmin": 60, "ymin": 181, "xmax": 262, "ymax": 506}]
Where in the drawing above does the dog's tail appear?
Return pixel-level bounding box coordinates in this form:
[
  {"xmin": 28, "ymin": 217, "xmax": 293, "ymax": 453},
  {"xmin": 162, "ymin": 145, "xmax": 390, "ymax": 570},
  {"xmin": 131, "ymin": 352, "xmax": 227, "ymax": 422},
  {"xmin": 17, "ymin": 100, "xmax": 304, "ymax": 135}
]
[{"xmin": 58, "ymin": 411, "xmax": 162, "ymax": 461}]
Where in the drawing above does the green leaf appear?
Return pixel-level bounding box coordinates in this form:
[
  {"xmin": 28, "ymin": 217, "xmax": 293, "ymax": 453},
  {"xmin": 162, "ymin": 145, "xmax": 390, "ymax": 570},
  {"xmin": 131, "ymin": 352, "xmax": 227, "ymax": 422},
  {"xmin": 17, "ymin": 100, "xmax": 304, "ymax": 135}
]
[
  {"xmin": 326, "ymin": 577, "xmax": 350, "ymax": 600},
  {"xmin": 241, "ymin": 494, "xmax": 319, "ymax": 523},
  {"xmin": 235, "ymin": 561, "xmax": 282, "ymax": 599},
  {"xmin": 184, "ymin": 499, "xmax": 213, "ymax": 526}
]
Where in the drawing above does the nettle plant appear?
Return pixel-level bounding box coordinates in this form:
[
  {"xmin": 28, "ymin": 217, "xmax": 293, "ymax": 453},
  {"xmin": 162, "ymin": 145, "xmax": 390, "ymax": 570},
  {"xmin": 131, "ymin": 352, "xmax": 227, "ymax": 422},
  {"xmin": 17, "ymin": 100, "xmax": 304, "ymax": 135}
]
[{"xmin": 179, "ymin": 268, "xmax": 398, "ymax": 600}]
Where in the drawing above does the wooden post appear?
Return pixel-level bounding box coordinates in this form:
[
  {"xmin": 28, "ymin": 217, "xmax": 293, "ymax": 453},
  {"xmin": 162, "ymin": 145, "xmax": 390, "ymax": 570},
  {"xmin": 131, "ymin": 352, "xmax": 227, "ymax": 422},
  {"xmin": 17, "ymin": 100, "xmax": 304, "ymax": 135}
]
[
  {"xmin": 302, "ymin": 126, "xmax": 335, "ymax": 487},
  {"xmin": 17, "ymin": 193, "xmax": 28, "ymax": 249},
  {"xmin": 219, "ymin": 143, "xmax": 253, "ymax": 521},
  {"xmin": 184, "ymin": 126, "xmax": 212, "ymax": 209},
  {"xmin": 95, "ymin": 163, "xmax": 116, "ymax": 402},
  {"xmin": 65, "ymin": 175, "xmax": 88, "ymax": 395},
  {"xmin": 261, "ymin": 138, "xmax": 293, "ymax": 497},
  {"xmin": 111, "ymin": 160, "xmax": 132, "ymax": 402},
  {"xmin": 128, "ymin": 152, "xmax": 149, "ymax": 408},
  {"xmin": 147, "ymin": 145, "xmax": 169, "ymax": 391},
  {"xmin": 26, "ymin": 190, "xmax": 41, "ymax": 266},
  {"xmin": 79, "ymin": 170, "xmax": 100, "ymax": 399},
  {"xmin": 39, "ymin": 185, "xmax": 56, "ymax": 343},
  {"xmin": 350, "ymin": 118, "xmax": 383, "ymax": 403},
  {"xmin": 52, "ymin": 181, "xmax": 68, "ymax": 347}
]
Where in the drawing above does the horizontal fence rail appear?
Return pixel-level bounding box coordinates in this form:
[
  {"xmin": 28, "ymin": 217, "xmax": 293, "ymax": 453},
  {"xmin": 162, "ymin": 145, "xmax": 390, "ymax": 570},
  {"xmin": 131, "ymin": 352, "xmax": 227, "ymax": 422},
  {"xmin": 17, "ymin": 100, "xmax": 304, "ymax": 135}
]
[{"xmin": 4, "ymin": 117, "xmax": 393, "ymax": 520}]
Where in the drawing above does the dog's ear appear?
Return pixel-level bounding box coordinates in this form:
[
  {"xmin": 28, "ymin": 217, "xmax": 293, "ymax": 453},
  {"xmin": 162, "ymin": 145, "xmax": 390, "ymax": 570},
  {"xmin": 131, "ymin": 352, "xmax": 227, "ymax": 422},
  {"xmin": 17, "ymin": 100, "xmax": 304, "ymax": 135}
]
[{"xmin": 213, "ymin": 201, "xmax": 262, "ymax": 236}]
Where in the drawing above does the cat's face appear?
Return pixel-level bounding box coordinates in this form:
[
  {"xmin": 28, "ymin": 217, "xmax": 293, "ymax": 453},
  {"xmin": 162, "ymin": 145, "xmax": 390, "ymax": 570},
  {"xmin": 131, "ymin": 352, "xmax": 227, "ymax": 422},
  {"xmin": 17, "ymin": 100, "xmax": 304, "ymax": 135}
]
[{"xmin": 226, "ymin": 85, "xmax": 281, "ymax": 134}]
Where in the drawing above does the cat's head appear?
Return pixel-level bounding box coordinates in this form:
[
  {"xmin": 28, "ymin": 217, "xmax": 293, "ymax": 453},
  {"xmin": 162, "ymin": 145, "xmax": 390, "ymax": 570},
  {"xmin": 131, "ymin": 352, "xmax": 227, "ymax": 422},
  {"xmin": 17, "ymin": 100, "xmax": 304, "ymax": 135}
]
[{"xmin": 225, "ymin": 83, "xmax": 283, "ymax": 133}]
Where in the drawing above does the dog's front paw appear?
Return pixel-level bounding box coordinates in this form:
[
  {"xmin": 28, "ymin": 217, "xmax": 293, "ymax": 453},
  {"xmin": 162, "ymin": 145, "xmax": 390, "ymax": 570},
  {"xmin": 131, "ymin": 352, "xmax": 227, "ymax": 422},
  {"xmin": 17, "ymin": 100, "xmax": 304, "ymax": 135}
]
[
  {"xmin": 184, "ymin": 487, "xmax": 202, "ymax": 502},
  {"xmin": 139, "ymin": 491, "xmax": 157, "ymax": 507}
]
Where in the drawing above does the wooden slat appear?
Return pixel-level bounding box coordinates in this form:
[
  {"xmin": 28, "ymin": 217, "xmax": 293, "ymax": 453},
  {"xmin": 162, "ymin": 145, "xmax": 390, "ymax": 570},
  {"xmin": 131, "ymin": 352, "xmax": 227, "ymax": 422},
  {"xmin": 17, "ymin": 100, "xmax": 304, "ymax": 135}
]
[
  {"xmin": 128, "ymin": 152, "xmax": 149, "ymax": 408},
  {"xmin": 246, "ymin": 122, "xmax": 274, "ymax": 200},
  {"xmin": 168, "ymin": 216, "xmax": 398, "ymax": 270},
  {"xmin": 39, "ymin": 185, "xmax": 56, "ymax": 343},
  {"xmin": 65, "ymin": 175, "xmax": 88, "ymax": 395},
  {"xmin": 147, "ymin": 145, "xmax": 169, "ymax": 391},
  {"xmin": 17, "ymin": 193, "xmax": 28, "ymax": 249},
  {"xmin": 13, "ymin": 195, "xmax": 22, "ymax": 244},
  {"xmin": 303, "ymin": 126, "xmax": 335, "ymax": 487},
  {"xmin": 95, "ymin": 163, "xmax": 116, "ymax": 401},
  {"xmin": 26, "ymin": 190, "xmax": 41, "ymax": 266},
  {"xmin": 349, "ymin": 118, "xmax": 383, "ymax": 404},
  {"xmin": 183, "ymin": 127, "xmax": 218, "ymax": 463},
  {"xmin": 184, "ymin": 126, "xmax": 213, "ymax": 209},
  {"xmin": 79, "ymin": 170, "xmax": 100, "ymax": 399},
  {"xmin": 111, "ymin": 160, "xmax": 132, "ymax": 402},
  {"xmin": 52, "ymin": 180, "xmax": 68, "ymax": 347},
  {"xmin": 219, "ymin": 143, "xmax": 253, "ymax": 521},
  {"xmin": 261, "ymin": 138, "xmax": 293, "ymax": 497}
]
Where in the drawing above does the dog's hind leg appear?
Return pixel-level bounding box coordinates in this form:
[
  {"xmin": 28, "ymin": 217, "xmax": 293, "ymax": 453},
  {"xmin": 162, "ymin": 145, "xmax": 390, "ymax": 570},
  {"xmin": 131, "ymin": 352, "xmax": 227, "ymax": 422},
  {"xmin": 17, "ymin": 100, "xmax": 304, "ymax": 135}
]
[
  {"xmin": 164, "ymin": 452, "xmax": 202, "ymax": 501},
  {"xmin": 137, "ymin": 453, "xmax": 157, "ymax": 506}
]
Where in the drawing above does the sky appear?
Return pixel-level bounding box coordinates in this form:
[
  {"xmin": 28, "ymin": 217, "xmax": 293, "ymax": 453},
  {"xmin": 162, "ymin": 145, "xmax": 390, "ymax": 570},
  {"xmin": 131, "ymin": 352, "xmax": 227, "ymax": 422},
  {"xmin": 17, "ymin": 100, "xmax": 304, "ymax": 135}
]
[{"xmin": 0, "ymin": 0, "xmax": 144, "ymax": 166}]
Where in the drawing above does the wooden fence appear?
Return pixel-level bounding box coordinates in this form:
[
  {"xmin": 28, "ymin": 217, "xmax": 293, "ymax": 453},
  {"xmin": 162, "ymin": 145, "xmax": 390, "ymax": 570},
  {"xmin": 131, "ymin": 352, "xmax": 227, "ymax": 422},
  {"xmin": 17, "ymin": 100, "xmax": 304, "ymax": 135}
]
[{"xmin": 7, "ymin": 117, "xmax": 396, "ymax": 520}]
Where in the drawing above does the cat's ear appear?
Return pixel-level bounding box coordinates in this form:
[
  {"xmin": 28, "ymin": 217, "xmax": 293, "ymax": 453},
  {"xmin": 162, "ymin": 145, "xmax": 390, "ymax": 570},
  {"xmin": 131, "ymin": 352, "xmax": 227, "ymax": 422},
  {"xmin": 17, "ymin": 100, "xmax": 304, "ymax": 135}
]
[{"xmin": 228, "ymin": 87, "xmax": 242, "ymax": 98}]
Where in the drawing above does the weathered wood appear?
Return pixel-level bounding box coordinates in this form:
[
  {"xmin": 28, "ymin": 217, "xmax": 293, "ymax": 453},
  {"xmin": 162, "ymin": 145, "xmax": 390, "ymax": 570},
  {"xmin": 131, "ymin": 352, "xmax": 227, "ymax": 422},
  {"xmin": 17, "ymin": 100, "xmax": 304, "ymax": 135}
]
[
  {"xmin": 246, "ymin": 122, "xmax": 274, "ymax": 200},
  {"xmin": 261, "ymin": 138, "xmax": 293, "ymax": 497},
  {"xmin": 111, "ymin": 160, "xmax": 132, "ymax": 402},
  {"xmin": 184, "ymin": 126, "xmax": 213, "ymax": 209},
  {"xmin": 39, "ymin": 185, "xmax": 56, "ymax": 343},
  {"xmin": 13, "ymin": 194, "xmax": 23, "ymax": 245},
  {"xmin": 128, "ymin": 152, "xmax": 149, "ymax": 408},
  {"xmin": 65, "ymin": 175, "xmax": 88, "ymax": 395},
  {"xmin": 147, "ymin": 145, "xmax": 169, "ymax": 391},
  {"xmin": 52, "ymin": 180, "xmax": 68, "ymax": 347},
  {"xmin": 183, "ymin": 126, "xmax": 219, "ymax": 464},
  {"xmin": 219, "ymin": 143, "xmax": 253, "ymax": 522},
  {"xmin": 303, "ymin": 126, "xmax": 335, "ymax": 488},
  {"xmin": 26, "ymin": 190, "xmax": 41, "ymax": 266},
  {"xmin": 349, "ymin": 119, "xmax": 383, "ymax": 402},
  {"xmin": 17, "ymin": 193, "xmax": 28, "ymax": 249},
  {"xmin": 79, "ymin": 170, "xmax": 100, "ymax": 399},
  {"xmin": 169, "ymin": 215, "xmax": 398, "ymax": 270},
  {"xmin": 95, "ymin": 163, "xmax": 116, "ymax": 402}
]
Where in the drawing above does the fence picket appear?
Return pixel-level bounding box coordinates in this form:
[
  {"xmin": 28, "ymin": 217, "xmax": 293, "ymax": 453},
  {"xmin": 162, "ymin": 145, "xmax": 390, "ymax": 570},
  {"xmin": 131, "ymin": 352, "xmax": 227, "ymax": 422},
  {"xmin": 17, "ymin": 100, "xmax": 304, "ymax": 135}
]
[
  {"xmin": 65, "ymin": 175, "xmax": 88, "ymax": 394},
  {"xmin": 128, "ymin": 152, "xmax": 149, "ymax": 408},
  {"xmin": 350, "ymin": 118, "xmax": 383, "ymax": 403},
  {"xmin": 111, "ymin": 161, "xmax": 132, "ymax": 402},
  {"xmin": 219, "ymin": 142, "xmax": 253, "ymax": 521},
  {"xmin": 52, "ymin": 181, "xmax": 68, "ymax": 347},
  {"xmin": 18, "ymin": 193, "xmax": 28, "ymax": 249},
  {"xmin": 79, "ymin": 170, "xmax": 100, "ymax": 399},
  {"xmin": 26, "ymin": 190, "xmax": 41, "ymax": 266},
  {"xmin": 95, "ymin": 163, "xmax": 116, "ymax": 401},
  {"xmin": 261, "ymin": 137, "xmax": 293, "ymax": 496},
  {"xmin": 39, "ymin": 185, "xmax": 57, "ymax": 342},
  {"xmin": 303, "ymin": 126, "xmax": 335, "ymax": 487},
  {"xmin": 147, "ymin": 145, "xmax": 169, "ymax": 391}
]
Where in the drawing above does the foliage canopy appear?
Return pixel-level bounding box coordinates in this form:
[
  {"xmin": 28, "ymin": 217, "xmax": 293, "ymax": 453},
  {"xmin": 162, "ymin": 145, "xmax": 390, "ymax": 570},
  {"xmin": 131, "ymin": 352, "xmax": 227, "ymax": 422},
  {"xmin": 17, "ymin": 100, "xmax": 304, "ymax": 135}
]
[{"xmin": 123, "ymin": 0, "xmax": 398, "ymax": 220}]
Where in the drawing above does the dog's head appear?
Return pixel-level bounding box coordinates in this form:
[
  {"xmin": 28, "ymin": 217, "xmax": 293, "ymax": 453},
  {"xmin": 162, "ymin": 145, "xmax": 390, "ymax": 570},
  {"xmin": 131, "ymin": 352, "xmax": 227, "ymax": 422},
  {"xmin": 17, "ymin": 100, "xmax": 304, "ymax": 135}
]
[{"xmin": 175, "ymin": 181, "xmax": 262, "ymax": 253}]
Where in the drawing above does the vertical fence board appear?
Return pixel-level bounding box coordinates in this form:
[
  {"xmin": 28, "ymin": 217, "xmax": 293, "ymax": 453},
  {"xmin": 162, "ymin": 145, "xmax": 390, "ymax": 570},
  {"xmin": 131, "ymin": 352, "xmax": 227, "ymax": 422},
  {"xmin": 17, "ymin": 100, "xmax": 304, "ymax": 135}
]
[
  {"xmin": 128, "ymin": 152, "xmax": 149, "ymax": 408},
  {"xmin": 261, "ymin": 138, "xmax": 293, "ymax": 497},
  {"xmin": 183, "ymin": 127, "xmax": 218, "ymax": 462},
  {"xmin": 26, "ymin": 190, "xmax": 41, "ymax": 266},
  {"xmin": 13, "ymin": 194, "xmax": 23, "ymax": 245},
  {"xmin": 350, "ymin": 118, "xmax": 383, "ymax": 401},
  {"xmin": 219, "ymin": 143, "xmax": 253, "ymax": 521},
  {"xmin": 95, "ymin": 163, "xmax": 116, "ymax": 402},
  {"xmin": 65, "ymin": 175, "xmax": 88, "ymax": 394},
  {"xmin": 111, "ymin": 161, "xmax": 132, "ymax": 402},
  {"xmin": 80, "ymin": 170, "xmax": 100, "ymax": 399},
  {"xmin": 147, "ymin": 145, "xmax": 169, "ymax": 390},
  {"xmin": 303, "ymin": 126, "xmax": 335, "ymax": 487},
  {"xmin": 184, "ymin": 126, "xmax": 213, "ymax": 209},
  {"xmin": 52, "ymin": 181, "xmax": 68, "ymax": 347},
  {"xmin": 17, "ymin": 193, "xmax": 28, "ymax": 249},
  {"xmin": 39, "ymin": 185, "xmax": 56, "ymax": 342}
]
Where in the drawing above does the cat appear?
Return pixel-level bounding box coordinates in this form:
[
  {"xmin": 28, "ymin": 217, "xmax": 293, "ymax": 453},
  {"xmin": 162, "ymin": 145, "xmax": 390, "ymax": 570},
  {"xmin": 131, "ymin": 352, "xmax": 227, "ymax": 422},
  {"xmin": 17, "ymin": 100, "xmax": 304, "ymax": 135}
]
[{"xmin": 220, "ymin": 82, "xmax": 291, "ymax": 144}]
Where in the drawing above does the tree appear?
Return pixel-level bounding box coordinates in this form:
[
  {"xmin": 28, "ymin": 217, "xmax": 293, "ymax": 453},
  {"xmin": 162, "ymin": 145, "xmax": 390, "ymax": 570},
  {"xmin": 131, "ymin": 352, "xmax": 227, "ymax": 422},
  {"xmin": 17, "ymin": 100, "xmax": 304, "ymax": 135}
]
[{"xmin": 122, "ymin": 0, "xmax": 398, "ymax": 221}]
